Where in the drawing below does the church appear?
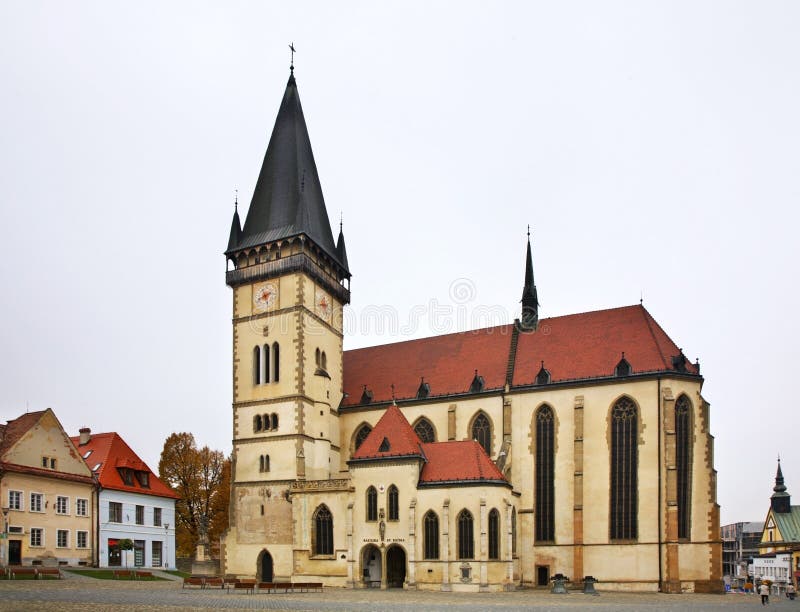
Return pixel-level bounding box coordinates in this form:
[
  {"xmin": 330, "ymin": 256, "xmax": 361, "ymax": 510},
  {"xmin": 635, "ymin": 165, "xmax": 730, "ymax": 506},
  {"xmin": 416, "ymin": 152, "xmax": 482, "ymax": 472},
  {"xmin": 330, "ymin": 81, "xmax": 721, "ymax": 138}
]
[{"xmin": 219, "ymin": 65, "xmax": 723, "ymax": 593}]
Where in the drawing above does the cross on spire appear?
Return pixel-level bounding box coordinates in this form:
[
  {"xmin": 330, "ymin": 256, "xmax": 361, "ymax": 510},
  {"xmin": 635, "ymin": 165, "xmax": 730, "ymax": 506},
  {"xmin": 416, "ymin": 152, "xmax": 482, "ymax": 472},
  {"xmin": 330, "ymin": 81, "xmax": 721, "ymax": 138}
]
[{"xmin": 289, "ymin": 42, "xmax": 296, "ymax": 73}]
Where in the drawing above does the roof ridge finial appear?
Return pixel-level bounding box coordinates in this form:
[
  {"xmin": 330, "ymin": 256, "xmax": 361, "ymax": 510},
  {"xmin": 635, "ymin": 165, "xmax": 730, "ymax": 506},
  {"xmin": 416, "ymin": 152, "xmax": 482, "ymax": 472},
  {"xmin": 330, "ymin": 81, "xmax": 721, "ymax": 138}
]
[
  {"xmin": 340, "ymin": 211, "xmax": 343, "ymax": 233},
  {"xmin": 289, "ymin": 42, "xmax": 296, "ymax": 74},
  {"xmin": 527, "ymin": 224, "xmax": 531, "ymax": 240},
  {"xmin": 234, "ymin": 188, "xmax": 238, "ymax": 211}
]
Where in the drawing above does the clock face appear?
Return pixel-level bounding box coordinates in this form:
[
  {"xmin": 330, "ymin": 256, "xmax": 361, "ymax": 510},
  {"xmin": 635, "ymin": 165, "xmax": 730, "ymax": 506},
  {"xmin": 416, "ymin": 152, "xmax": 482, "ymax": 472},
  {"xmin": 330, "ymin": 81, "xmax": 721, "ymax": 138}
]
[
  {"xmin": 253, "ymin": 282, "xmax": 278, "ymax": 312},
  {"xmin": 315, "ymin": 288, "xmax": 331, "ymax": 322}
]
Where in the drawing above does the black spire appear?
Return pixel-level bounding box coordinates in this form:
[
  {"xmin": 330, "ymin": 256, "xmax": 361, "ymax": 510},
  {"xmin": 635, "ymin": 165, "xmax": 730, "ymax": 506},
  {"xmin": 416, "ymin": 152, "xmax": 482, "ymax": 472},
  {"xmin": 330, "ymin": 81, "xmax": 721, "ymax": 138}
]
[
  {"xmin": 336, "ymin": 218, "xmax": 349, "ymax": 271},
  {"xmin": 771, "ymin": 459, "xmax": 791, "ymax": 513},
  {"xmin": 232, "ymin": 71, "xmax": 347, "ymax": 273},
  {"xmin": 226, "ymin": 196, "xmax": 242, "ymax": 252},
  {"xmin": 519, "ymin": 227, "xmax": 539, "ymax": 331}
]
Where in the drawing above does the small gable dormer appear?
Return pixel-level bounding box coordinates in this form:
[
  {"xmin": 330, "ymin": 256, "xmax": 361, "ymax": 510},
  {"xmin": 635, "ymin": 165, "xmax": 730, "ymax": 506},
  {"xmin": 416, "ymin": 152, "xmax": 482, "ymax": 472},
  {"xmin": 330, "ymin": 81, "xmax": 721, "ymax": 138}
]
[
  {"xmin": 360, "ymin": 386, "xmax": 373, "ymax": 405},
  {"xmin": 615, "ymin": 353, "xmax": 632, "ymax": 377},
  {"xmin": 469, "ymin": 370, "xmax": 485, "ymax": 393},
  {"xmin": 535, "ymin": 361, "xmax": 551, "ymax": 385},
  {"xmin": 417, "ymin": 378, "xmax": 430, "ymax": 399}
]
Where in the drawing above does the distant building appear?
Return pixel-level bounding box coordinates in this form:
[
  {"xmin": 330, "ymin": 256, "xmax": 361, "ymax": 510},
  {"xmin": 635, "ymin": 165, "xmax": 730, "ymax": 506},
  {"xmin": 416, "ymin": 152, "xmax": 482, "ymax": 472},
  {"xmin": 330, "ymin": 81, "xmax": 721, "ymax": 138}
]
[
  {"xmin": 721, "ymin": 521, "xmax": 763, "ymax": 584},
  {"xmin": 70, "ymin": 429, "xmax": 178, "ymax": 568},
  {"xmin": 750, "ymin": 552, "xmax": 792, "ymax": 594},
  {"xmin": 0, "ymin": 409, "xmax": 95, "ymax": 566},
  {"xmin": 757, "ymin": 461, "xmax": 800, "ymax": 590}
]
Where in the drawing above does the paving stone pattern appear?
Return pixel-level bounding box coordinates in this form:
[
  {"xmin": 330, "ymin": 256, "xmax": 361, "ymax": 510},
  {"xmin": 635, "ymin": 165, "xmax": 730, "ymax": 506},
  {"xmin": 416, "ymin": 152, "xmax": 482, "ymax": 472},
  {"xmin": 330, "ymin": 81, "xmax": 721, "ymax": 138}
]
[{"xmin": 0, "ymin": 580, "xmax": 794, "ymax": 612}]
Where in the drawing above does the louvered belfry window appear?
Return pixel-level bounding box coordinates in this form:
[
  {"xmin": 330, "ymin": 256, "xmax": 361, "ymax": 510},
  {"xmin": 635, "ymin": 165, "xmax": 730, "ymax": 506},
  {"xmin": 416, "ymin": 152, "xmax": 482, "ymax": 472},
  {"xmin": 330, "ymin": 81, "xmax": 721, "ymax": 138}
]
[
  {"xmin": 675, "ymin": 395, "xmax": 692, "ymax": 539},
  {"xmin": 535, "ymin": 405, "xmax": 555, "ymax": 542},
  {"xmin": 610, "ymin": 396, "xmax": 638, "ymax": 540}
]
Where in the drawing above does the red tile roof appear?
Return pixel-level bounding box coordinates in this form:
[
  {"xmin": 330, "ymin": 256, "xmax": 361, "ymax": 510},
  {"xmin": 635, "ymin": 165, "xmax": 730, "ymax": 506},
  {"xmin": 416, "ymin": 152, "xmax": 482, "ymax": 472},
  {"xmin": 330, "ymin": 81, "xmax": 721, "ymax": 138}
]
[
  {"xmin": 512, "ymin": 305, "xmax": 696, "ymax": 386},
  {"xmin": 350, "ymin": 404, "xmax": 423, "ymax": 461},
  {"xmin": 70, "ymin": 432, "xmax": 178, "ymax": 499},
  {"xmin": 419, "ymin": 441, "xmax": 508, "ymax": 486},
  {"xmin": 342, "ymin": 305, "xmax": 696, "ymax": 406},
  {"xmin": 343, "ymin": 325, "xmax": 514, "ymax": 407},
  {"xmin": 0, "ymin": 410, "xmax": 48, "ymax": 456}
]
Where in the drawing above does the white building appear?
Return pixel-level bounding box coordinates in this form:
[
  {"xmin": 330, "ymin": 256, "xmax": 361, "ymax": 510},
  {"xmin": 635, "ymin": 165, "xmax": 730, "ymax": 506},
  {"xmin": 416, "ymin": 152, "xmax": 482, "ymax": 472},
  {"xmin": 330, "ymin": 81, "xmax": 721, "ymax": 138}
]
[
  {"xmin": 71, "ymin": 428, "xmax": 177, "ymax": 568},
  {"xmin": 750, "ymin": 552, "xmax": 792, "ymax": 594}
]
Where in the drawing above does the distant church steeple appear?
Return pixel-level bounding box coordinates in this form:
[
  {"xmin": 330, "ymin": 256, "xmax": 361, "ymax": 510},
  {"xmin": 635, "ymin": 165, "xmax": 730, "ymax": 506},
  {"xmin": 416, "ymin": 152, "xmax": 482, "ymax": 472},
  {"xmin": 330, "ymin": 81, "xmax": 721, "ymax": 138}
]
[
  {"xmin": 519, "ymin": 227, "xmax": 539, "ymax": 331},
  {"xmin": 771, "ymin": 459, "xmax": 791, "ymax": 513},
  {"xmin": 226, "ymin": 194, "xmax": 242, "ymax": 252}
]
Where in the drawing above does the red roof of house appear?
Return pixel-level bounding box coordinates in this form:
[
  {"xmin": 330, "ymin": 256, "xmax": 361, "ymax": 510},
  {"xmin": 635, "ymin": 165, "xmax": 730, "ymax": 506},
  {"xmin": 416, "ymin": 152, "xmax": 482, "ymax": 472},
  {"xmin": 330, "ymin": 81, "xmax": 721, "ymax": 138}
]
[
  {"xmin": 350, "ymin": 404, "xmax": 423, "ymax": 461},
  {"xmin": 69, "ymin": 431, "xmax": 178, "ymax": 499},
  {"xmin": 0, "ymin": 410, "xmax": 47, "ymax": 456},
  {"xmin": 342, "ymin": 305, "xmax": 696, "ymax": 406},
  {"xmin": 419, "ymin": 441, "xmax": 508, "ymax": 486}
]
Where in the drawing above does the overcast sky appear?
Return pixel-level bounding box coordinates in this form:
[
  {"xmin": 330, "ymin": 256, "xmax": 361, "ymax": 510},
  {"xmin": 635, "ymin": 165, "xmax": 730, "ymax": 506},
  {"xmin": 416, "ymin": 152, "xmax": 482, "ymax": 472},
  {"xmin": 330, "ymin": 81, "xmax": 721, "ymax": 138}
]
[{"xmin": 1, "ymin": 1, "xmax": 798, "ymax": 525}]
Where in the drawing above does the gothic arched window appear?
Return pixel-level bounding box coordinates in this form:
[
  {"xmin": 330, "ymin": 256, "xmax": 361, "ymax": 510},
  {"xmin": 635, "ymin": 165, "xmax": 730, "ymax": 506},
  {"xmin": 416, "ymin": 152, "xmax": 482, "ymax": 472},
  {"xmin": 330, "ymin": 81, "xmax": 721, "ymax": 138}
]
[
  {"xmin": 313, "ymin": 505, "xmax": 333, "ymax": 555},
  {"xmin": 263, "ymin": 344, "xmax": 270, "ymax": 383},
  {"xmin": 413, "ymin": 418, "xmax": 435, "ymax": 443},
  {"xmin": 676, "ymin": 394, "xmax": 693, "ymax": 539},
  {"xmin": 610, "ymin": 396, "xmax": 638, "ymax": 540},
  {"xmin": 271, "ymin": 413, "xmax": 279, "ymax": 430},
  {"xmin": 387, "ymin": 485, "xmax": 399, "ymax": 521},
  {"xmin": 535, "ymin": 404, "xmax": 555, "ymax": 542},
  {"xmin": 272, "ymin": 342, "xmax": 280, "ymax": 382},
  {"xmin": 354, "ymin": 425, "xmax": 372, "ymax": 451},
  {"xmin": 457, "ymin": 509, "xmax": 474, "ymax": 559},
  {"xmin": 366, "ymin": 486, "xmax": 378, "ymax": 522},
  {"xmin": 488, "ymin": 508, "xmax": 500, "ymax": 559},
  {"xmin": 423, "ymin": 511, "xmax": 439, "ymax": 559},
  {"xmin": 253, "ymin": 346, "xmax": 261, "ymax": 385},
  {"xmin": 471, "ymin": 412, "xmax": 492, "ymax": 457},
  {"xmin": 254, "ymin": 414, "xmax": 262, "ymax": 432}
]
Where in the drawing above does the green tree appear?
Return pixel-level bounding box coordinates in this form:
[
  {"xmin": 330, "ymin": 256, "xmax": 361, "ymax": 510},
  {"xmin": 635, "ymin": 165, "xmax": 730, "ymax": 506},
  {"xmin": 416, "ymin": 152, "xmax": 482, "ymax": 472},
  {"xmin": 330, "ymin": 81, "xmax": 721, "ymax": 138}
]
[{"xmin": 158, "ymin": 433, "xmax": 230, "ymax": 557}]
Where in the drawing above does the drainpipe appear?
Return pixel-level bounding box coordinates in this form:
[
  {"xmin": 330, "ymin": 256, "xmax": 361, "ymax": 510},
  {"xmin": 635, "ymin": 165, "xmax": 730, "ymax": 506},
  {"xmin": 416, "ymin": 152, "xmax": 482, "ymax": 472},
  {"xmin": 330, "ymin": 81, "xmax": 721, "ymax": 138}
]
[{"xmin": 657, "ymin": 377, "xmax": 663, "ymax": 591}]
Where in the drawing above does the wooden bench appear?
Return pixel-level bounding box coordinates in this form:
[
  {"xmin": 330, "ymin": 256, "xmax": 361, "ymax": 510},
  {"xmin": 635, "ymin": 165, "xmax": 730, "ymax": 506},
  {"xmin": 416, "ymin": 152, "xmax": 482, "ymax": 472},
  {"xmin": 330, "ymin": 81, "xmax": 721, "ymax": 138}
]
[
  {"xmin": 37, "ymin": 567, "xmax": 62, "ymax": 579},
  {"xmin": 9, "ymin": 567, "xmax": 38, "ymax": 579},
  {"xmin": 182, "ymin": 576, "xmax": 205, "ymax": 589},
  {"xmin": 204, "ymin": 576, "xmax": 224, "ymax": 589},
  {"xmin": 113, "ymin": 569, "xmax": 134, "ymax": 579},
  {"xmin": 257, "ymin": 582, "xmax": 275, "ymax": 592},
  {"xmin": 295, "ymin": 582, "xmax": 323, "ymax": 592},
  {"xmin": 228, "ymin": 578, "xmax": 256, "ymax": 594},
  {"xmin": 135, "ymin": 570, "xmax": 153, "ymax": 580}
]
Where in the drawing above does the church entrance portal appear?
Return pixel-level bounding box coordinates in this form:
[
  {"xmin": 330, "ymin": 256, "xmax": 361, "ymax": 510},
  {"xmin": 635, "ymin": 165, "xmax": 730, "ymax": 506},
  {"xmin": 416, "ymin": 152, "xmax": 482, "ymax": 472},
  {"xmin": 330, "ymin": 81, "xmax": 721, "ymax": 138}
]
[
  {"xmin": 361, "ymin": 545, "xmax": 381, "ymax": 587},
  {"xmin": 386, "ymin": 546, "xmax": 406, "ymax": 588},
  {"xmin": 257, "ymin": 549, "xmax": 273, "ymax": 582}
]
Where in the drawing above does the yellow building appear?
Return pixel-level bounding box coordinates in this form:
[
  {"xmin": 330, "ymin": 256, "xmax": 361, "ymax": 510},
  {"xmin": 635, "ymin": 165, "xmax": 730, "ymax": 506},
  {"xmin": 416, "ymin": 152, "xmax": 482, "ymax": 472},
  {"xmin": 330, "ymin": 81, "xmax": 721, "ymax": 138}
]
[
  {"xmin": 0, "ymin": 409, "xmax": 96, "ymax": 566},
  {"xmin": 758, "ymin": 462, "xmax": 800, "ymax": 590},
  {"xmin": 220, "ymin": 67, "xmax": 722, "ymax": 593}
]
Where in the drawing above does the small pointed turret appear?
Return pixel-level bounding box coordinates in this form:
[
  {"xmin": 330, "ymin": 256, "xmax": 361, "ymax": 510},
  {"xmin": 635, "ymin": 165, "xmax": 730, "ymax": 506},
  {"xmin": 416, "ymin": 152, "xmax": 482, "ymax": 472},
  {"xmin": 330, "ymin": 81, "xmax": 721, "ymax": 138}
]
[
  {"xmin": 771, "ymin": 459, "xmax": 791, "ymax": 513},
  {"xmin": 336, "ymin": 219, "xmax": 349, "ymax": 271},
  {"xmin": 519, "ymin": 228, "xmax": 539, "ymax": 331},
  {"xmin": 227, "ymin": 198, "xmax": 242, "ymax": 252}
]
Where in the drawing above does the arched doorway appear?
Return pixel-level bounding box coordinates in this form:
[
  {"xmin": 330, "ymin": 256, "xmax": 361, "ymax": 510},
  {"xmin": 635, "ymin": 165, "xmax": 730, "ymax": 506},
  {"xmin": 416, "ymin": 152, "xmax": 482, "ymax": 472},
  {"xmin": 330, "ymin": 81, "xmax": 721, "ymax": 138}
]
[
  {"xmin": 257, "ymin": 549, "xmax": 273, "ymax": 582},
  {"xmin": 361, "ymin": 544, "xmax": 381, "ymax": 587},
  {"xmin": 386, "ymin": 545, "xmax": 406, "ymax": 588}
]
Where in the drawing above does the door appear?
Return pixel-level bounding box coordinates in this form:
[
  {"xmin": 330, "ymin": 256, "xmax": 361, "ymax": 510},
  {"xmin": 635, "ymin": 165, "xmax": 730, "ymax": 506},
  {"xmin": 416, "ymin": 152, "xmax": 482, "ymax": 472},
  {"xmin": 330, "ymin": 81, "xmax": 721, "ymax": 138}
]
[
  {"xmin": 108, "ymin": 540, "xmax": 121, "ymax": 567},
  {"xmin": 8, "ymin": 540, "xmax": 21, "ymax": 564},
  {"xmin": 259, "ymin": 550, "xmax": 273, "ymax": 582},
  {"xmin": 386, "ymin": 546, "xmax": 406, "ymax": 588},
  {"xmin": 536, "ymin": 565, "xmax": 549, "ymax": 586}
]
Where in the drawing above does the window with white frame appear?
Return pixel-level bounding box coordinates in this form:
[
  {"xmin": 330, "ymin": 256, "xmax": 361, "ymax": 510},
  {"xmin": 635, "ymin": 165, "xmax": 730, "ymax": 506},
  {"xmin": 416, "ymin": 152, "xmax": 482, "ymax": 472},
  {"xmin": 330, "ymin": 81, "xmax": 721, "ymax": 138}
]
[
  {"xmin": 56, "ymin": 496, "xmax": 69, "ymax": 515},
  {"xmin": 30, "ymin": 492, "xmax": 43, "ymax": 512},
  {"xmin": 76, "ymin": 498, "xmax": 88, "ymax": 516},
  {"xmin": 77, "ymin": 531, "xmax": 88, "ymax": 548},
  {"xmin": 135, "ymin": 505, "xmax": 144, "ymax": 525},
  {"xmin": 8, "ymin": 490, "xmax": 22, "ymax": 510},
  {"xmin": 30, "ymin": 527, "xmax": 43, "ymax": 547},
  {"xmin": 153, "ymin": 507, "xmax": 162, "ymax": 526},
  {"xmin": 57, "ymin": 529, "xmax": 68, "ymax": 548},
  {"xmin": 109, "ymin": 501, "xmax": 122, "ymax": 523}
]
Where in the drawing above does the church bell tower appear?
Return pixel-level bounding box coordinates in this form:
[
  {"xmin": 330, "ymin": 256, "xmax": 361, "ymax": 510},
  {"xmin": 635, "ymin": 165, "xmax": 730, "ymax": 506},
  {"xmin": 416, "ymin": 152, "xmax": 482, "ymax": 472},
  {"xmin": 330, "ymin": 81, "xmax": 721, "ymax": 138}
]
[{"xmin": 223, "ymin": 67, "xmax": 351, "ymax": 573}]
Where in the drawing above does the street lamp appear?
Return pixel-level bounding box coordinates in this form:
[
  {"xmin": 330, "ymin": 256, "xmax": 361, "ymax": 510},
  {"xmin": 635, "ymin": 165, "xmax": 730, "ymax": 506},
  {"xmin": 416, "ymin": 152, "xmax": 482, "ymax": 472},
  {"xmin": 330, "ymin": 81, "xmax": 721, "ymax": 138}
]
[{"xmin": 164, "ymin": 523, "xmax": 169, "ymax": 569}]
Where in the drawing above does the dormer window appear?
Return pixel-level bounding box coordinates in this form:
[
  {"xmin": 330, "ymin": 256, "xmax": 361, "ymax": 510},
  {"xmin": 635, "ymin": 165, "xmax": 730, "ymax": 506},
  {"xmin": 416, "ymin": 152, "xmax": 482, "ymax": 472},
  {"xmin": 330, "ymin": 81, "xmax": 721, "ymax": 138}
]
[
  {"xmin": 469, "ymin": 371, "xmax": 484, "ymax": 393},
  {"xmin": 615, "ymin": 354, "xmax": 632, "ymax": 377},
  {"xmin": 535, "ymin": 361, "xmax": 551, "ymax": 385},
  {"xmin": 417, "ymin": 378, "xmax": 430, "ymax": 399},
  {"xmin": 118, "ymin": 468, "xmax": 134, "ymax": 486},
  {"xmin": 135, "ymin": 471, "xmax": 150, "ymax": 488},
  {"xmin": 82, "ymin": 450, "xmax": 93, "ymax": 460},
  {"xmin": 672, "ymin": 351, "xmax": 687, "ymax": 372},
  {"xmin": 360, "ymin": 386, "xmax": 373, "ymax": 405},
  {"xmin": 379, "ymin": 437, "xmax": 391, "ymax": 452}
]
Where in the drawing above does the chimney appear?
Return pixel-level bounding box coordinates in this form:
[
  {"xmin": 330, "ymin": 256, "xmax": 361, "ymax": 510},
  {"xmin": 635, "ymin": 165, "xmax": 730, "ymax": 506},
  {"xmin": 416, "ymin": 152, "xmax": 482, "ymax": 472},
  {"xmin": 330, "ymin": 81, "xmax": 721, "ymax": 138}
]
[{"xmin": 79, "ymin": 427, "xmax": 91, "ymax": 445}]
